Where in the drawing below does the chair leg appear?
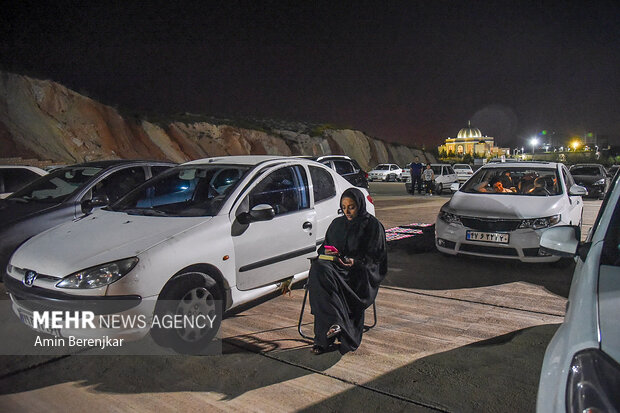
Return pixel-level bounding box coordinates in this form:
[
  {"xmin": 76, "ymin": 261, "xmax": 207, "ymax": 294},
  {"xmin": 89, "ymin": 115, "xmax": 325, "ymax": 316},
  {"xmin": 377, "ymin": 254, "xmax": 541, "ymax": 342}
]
[
  {"xmin": 298, "ymin": 282, "xmax": 378, "ymax": 339},
  {"xmin": 298, "ymin": 284, "xmax": 314, "ymax": 340}
]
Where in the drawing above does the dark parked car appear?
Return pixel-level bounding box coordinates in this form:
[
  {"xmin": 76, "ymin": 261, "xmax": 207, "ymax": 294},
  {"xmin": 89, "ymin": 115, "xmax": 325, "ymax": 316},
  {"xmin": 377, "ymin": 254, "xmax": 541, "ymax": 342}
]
[
  {"xmin": 299, "ymin": 155, "xmax": 368, "ymax": 188},
  {"xmin": 0, "ymin": 160, "xmax": 175, "ymax": 277},
  {"xmin": 569, "ymin": 163, "xmax": 611, "ymax": 199}
]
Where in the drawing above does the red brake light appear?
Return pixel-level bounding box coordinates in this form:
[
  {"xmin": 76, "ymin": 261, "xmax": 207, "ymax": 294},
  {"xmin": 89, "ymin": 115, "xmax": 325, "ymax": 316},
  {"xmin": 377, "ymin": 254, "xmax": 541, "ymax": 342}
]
[
  {"xmin": 364, "ymin": 172, "xmax": 368, "ymax": 179},
  {"xmin": 367, "ymin": 195, "xmax": 374, "ymax": 204}
]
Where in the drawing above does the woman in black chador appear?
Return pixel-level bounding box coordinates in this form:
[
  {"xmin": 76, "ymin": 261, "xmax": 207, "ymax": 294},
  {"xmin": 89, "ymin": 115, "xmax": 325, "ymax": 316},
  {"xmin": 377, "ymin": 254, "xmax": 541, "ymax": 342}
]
[{"xmin": 308, "ymin": 187, "xmax": 387, "ymax": 354}]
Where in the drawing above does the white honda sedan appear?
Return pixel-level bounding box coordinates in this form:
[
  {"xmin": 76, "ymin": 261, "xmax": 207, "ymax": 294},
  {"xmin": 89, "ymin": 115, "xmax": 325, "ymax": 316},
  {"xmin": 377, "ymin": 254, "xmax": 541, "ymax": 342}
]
[
  {"xmin": 4, "ymin": 156, "xmax": 374, "ymax": 353},
  {"xmin": 435, "ymin": 162, "xmax": 587, "ymax": 262},
  {"xmin": 537, "ymin": 168, "xmax": 620, "ymax": 412}
]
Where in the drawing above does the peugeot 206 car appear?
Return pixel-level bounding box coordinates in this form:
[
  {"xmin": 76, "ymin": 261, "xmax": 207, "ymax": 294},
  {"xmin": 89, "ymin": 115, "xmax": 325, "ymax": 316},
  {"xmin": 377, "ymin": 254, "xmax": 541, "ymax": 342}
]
[
  {"xmin": 4, "ymin": 156, "xmax": 374, "ymax": 353},
  {"xmin": 435, "ymin": 162, "xmax": 587, "ymax": 262},
  {"xmin": 452, "ymin": 163, "xmax": 474, "ymax": 183},
  {"xmin": 368, "ymin": 164, "xmax": 403, "ymax": 182},
  {"xmin": 569, "ymin": 163, "xmax": 612, "ymax": 199},
  {"xmin": 0, "ymin": 160, "xmax": 175, "ymax": 276},
  {"xmin": 405, "ymin": 164, "xmax": 458, "ymax": 194},
  {"xmin": 536, "ymin": 167, "xmax": 620, "ymax": 412}
]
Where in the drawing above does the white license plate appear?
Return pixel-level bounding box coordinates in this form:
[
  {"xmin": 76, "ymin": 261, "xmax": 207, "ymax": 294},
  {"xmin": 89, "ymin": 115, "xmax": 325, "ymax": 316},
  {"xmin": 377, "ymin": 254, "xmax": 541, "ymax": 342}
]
[
  {"xmin": 466, "ymin": 231, "xmax": 509, "ymax": 244},
  {"xmin": 18, "ymin": 308, "xmax": 61, "ymax": 336}
]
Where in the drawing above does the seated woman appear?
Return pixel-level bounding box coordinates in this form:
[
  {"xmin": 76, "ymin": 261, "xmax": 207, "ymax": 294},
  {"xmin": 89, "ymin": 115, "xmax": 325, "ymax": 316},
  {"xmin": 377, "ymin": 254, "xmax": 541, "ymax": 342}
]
[{"xmin": 308, "ymin": 188, "xmax": 387, "ymax": 355}]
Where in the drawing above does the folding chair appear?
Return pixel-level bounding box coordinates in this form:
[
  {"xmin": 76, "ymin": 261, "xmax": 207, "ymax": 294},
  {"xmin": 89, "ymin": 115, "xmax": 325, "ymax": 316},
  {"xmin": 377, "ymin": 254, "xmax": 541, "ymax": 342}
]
[{"xmin": 297, "ymin": 279, "xmax": 378, "ymax": 340}]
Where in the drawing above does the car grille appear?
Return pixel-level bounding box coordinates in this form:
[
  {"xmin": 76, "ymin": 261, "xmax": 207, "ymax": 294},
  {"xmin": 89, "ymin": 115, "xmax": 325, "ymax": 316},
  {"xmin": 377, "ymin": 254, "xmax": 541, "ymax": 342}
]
[
  {"xmin": 460, "ymin": 244, "xmax": 519, "ymax": 256},
  {"xmin": 460, "ymin": 217, "xmax": 521, "ymax": 231}
]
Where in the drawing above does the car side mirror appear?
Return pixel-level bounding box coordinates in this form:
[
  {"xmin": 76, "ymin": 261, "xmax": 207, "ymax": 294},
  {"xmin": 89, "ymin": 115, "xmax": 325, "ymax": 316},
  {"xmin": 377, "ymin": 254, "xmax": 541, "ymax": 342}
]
[
  {"xmin": 569, "ymin": 184, "xmax": 588, "ymax": 196},
  {"xmin": 539, "ymin": 226, "xmax": 580, "ymax": 257},
  {"xmin": 450, "ymin": 182, "xmax": 460, "ymax": 192},
  {"xmin": 81, "ymin": 195, "xmax": 110, "ymax": 214},
  {"xmin": 237, "ymin": 204, "xmax": 275, "ymax": 224}
]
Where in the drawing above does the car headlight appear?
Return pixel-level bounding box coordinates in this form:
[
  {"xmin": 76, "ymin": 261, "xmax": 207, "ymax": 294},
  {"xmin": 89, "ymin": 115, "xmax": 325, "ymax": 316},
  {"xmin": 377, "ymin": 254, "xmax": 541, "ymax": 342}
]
[
  {"xmin": 566, "ymin": 349, "xmax": 620, "ymax": 413},
  {"xmin": 56, "ymin": 257, "xmax": 139, "ymax": 289},
  {"xmin": 438, "ymin": 210, "xmax": 461, "ymax": 224},
  {"xmin": 518, "ymin": 214, "xmax": 560, "ymax": 229},
  {"xmin": 594, "ymin": 178, "xmax": 605, "ymax": 186}
]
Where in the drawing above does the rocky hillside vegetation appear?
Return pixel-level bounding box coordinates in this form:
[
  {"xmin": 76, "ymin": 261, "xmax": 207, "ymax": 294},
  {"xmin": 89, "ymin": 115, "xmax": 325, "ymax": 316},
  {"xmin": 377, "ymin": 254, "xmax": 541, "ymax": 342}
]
[{"xmin": 0, "ymin": 72, "xmax": 435, "ymax": 171}]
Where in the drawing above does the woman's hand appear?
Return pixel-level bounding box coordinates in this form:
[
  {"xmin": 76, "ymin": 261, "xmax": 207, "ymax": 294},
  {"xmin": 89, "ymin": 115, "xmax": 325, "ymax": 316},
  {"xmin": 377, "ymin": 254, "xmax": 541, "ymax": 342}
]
[{"xmin": 338, "ymin": 257, "xmax": 354, "ymax": 267}]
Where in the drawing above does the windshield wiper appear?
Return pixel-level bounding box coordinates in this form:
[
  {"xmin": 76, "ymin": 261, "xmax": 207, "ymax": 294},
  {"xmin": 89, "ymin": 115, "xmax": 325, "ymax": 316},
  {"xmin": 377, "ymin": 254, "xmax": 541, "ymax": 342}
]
[{"xmin": 123, "ymin": 208, "xmax": 169, "ymax": 216}]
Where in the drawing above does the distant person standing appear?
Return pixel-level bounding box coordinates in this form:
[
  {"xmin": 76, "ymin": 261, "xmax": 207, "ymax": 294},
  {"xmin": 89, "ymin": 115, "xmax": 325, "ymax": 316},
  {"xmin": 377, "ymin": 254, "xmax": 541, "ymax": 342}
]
[
  {"xmin": 422, "ymin": 163, "xmax": 435, "ymax": 196},
  {"xmin": 409, "ymin": 156, "xmax": 424, "ymax": 194}
]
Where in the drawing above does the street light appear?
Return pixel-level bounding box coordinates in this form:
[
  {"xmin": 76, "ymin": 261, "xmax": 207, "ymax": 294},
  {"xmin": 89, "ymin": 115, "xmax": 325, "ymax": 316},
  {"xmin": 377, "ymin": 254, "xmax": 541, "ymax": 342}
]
[{"xmin": 530, "ymin": 138, "xmax": 539, "ymax": 154}]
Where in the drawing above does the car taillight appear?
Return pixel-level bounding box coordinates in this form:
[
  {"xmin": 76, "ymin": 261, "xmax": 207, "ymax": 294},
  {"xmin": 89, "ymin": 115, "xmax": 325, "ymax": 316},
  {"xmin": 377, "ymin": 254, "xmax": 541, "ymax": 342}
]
[
  {"xmin": 367, "ymin": 195, "xmax": 374, "ymax": 204},
  {"xmin": 365, "ymin": 172, "xmax": 368, "ymax": 179}
]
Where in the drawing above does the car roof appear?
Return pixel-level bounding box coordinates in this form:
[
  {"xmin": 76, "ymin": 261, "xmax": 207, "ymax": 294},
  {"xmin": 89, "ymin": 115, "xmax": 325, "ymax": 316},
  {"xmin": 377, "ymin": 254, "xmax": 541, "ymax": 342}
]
[
  {"xmin": 480, "ymin": 161, "xmax": 558, "ymax": 169},
  {"xmin": 570, "ymin": 163, "xmax": 603, "ymax": 168},
  {"xmin": 0, "ymin": 165, "xmax": 47, "ymax": 172},
  {"xmin": 66, "ymin": 160, "xmax": 175, "ymax": 169},
  {"xmin": 183, "ymin": 155, "xmax": 291, "ymax": 166}
]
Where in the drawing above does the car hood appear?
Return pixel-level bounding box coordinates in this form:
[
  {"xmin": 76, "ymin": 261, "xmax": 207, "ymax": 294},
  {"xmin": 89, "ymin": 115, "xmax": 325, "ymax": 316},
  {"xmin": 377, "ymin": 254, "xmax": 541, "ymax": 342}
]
[
  {"xmin": 9, "ymin": 210, "xmax": 210, "ymax": 277},
  {"xmin": 446, "ymin": 192, "xmax": 566, "ymax": 219},
  {"xmin": 571, "ymin": 175, "xmax": 602, "ymax": 184},
  {"xmin": 0, "ymin": 199, "xmax": 63, "ymax": 226}
]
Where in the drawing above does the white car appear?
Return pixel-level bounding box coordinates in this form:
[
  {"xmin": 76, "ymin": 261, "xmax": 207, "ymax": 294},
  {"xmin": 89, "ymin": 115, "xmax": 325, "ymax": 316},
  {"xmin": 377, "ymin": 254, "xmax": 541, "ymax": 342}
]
[
  {"xmin": 537, "ymin": 170, "xmax": 620, "ymax": 412},
  {"xmin": 452, "ymin": 163, "xmax": 474, "ymax": 183},
  {"xmin": 0, "ymin": 165, "xmax": 47, "ymax": 198},
  {"xmin": 435, "ymin": 162, "xmax": 587, "ymax": 262},
  {"xmin": 4, "ymin": 156, "xmax": 375, "ymax": 353},
  {"xmin": 368, "ymin": 164, "xmax": 402, "ymax": 182}
]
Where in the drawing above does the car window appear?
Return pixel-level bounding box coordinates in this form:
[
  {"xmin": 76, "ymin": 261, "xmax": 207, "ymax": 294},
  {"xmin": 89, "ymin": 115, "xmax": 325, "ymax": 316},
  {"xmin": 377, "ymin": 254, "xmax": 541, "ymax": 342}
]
[
  {"xmin": 0, "ymin": 168, "xmax": 41, "ymax": 192},
  {"xmin": 113, "ymin": 165, "xmax": 250, "ymax": 216},
  {"xmin": 591, "ymin": 173, "xmax": 620, "ymax": 244},
  {"xmin": 91, "ymin": 166, "xmax": 146, "ymax": 203},
  {"xmin": 460, "ymin": 167, "xmax": 561, "ymax": 195},
  {"xmin": 309, "ymin": 166, "xmax": 336, "ymax": 203},
  {"xmin": 447, "ymin": 166, "xmax": 455, "ymax": 174},
  {"xmin": 431, "ymin": 166, "xmax": 441, "ymax": 175},
  {"xmin": 9, "ymin": 166, "xmax": 102, "ymax": 203},
  {"xmin": 320, "ymin": 161, "xmax": 332, "ymax": 169},
  {"xmin": 375, "ymin": 165, "xmax": 389, "ymax": 170},
  {"xmin": 334, "ymin": 160, "xmax": 354, "ymax": 175},
  {"xmin": 151, "ymin": 165, "xmax": 173, "ymax": 177},
  {"xmin": 570, "ymin": 166, "xmax": 602, "ymax": 176},
  {"xmin": 601, "ymin": 185, "xmax": 620, "ymax": 266},
  {"xmin": 249, "ymin": 166, "xmax": 309, "ymax": 215}
]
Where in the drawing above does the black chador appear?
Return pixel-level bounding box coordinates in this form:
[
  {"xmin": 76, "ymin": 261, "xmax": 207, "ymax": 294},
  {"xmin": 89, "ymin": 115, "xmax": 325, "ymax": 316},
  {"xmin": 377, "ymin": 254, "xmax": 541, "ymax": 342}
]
[{"xmin": 308, "ymin": 188, "xmax": 387, "ymax": 354}]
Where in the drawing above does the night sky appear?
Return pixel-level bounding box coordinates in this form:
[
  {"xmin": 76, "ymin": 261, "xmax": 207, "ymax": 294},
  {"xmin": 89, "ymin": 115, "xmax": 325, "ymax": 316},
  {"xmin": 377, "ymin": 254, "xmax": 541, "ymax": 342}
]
[{"xmin": 2, "ymin": 1, "xmax": 619, "ymax": 148}]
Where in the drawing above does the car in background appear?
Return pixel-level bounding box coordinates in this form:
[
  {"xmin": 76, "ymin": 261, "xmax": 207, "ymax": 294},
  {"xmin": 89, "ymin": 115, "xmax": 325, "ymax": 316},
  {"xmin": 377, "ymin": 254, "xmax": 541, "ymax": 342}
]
[
  {"xmin": 405, "ymin": 164, "xmax": 457, "ymax": 194},
  {"xmin": 569, "ymin": 163, "xmax": 611, "ymax": 199},
  {"xmin": 435, "ymin": 162, "xmax": 587, "ymax": 262},
  {"xmin": 452, "ymin": 163, "xmax": 474, "ymax": 183},
  {"xmin": 537, "ymin": 167, "xmax": 620, "ymax": 412},
  {"xmin": 368, "ymin": 164, "xmax": 403, "ymax": 182},
  {"xmin": 4, "ymin": 156, "xmax": 375, "ymax": 353},
  {"xmin": 607, "ymin": 164, "xmax": 619, "ymax": 178},
  {"xmin": 0, "ymin": 165, "xmax": 47, "ymax": 199},
  {"xmin": 0, "ymin": 160, "xmax": 175, "ymax": 276},
  {"xmin": 299, "ymin": 155, "xmax": 368, "ymax": 188}
]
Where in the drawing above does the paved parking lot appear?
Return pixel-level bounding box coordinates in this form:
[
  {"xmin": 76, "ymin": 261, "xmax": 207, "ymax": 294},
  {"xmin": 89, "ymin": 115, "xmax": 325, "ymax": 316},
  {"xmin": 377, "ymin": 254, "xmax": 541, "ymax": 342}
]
[{"xmin": 0, "ymin": 187, "xmax": 603, "ymax": 412}]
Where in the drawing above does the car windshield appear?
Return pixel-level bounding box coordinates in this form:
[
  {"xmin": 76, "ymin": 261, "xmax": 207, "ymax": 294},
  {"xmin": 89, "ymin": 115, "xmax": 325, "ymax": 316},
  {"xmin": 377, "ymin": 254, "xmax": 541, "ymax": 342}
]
[
  {"xmin": 7, "ymin": 166, "xmax": 102, "ymax": 203},
  {"xmin": 460, "ymin": 167, "xmax": 561, "ymax": 196},
  {"xmin": 453, "ymin": 164, "xmax": 470, "ymax": 170},
  {"xmin": 570, "ymin": 166, "xmax": 601, "ymax": 176},
  {"xmin": 111, "ymin": 165, "xmax": 250, "ymax": 217},
  {"xmin": 375, "ymin": 165, "xmax": 389, "ymax": 170}
]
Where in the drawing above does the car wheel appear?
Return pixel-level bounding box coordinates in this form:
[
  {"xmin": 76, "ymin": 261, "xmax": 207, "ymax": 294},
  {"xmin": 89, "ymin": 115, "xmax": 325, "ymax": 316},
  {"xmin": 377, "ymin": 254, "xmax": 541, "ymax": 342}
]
[
  {"xmin": 151, "ymin": 272, "xmax": 222, "ymax": 354},
  {"xmin": 435, "ymin": 183, "xmax": 443, "ymax": 194}
]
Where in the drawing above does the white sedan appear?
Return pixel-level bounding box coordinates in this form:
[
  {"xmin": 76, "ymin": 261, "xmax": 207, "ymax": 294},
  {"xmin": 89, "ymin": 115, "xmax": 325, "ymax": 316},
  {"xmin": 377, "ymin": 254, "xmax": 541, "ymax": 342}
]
[
  {"xmin": 435, "ymin": 162, "xmax": 586, "ymax": 262},
  {"xmin": 452, "ymin": 163, "xmax": 474, "ymax": 183},
  {"xmin": 368, "ymin": 164, "xmax": 403, "ymax": 182},
  {"xmin": 4, "ymin": 156, "xmax": 374, "ymax": 353},
  {"xmin": 537, "ymin": 168, "xmax": 620, "ymax": 412}
]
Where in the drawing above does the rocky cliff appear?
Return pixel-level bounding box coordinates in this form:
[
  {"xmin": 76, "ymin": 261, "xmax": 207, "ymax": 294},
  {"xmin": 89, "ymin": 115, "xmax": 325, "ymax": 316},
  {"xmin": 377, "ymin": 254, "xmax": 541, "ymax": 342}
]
[{"xmin": 0, "ymin": 72, "xmax": 435, "ymax": 170}]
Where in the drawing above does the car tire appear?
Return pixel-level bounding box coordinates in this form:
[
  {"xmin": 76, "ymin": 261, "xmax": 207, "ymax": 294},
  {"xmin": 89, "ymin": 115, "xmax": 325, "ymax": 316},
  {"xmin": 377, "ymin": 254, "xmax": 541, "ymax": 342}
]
[
  {"xmin": 151, "ymin": 272, "xmax": 222, "ymax": 354},
  {"xmin": 435, "ymin": 183, "xmax": 443, "ymax": 194}
]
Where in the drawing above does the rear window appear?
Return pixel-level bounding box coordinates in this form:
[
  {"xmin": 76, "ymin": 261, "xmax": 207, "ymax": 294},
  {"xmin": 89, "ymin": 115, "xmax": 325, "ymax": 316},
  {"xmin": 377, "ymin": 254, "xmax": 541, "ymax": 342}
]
[
  {"xmin": 309, "ymin": 166, "xmax": 336, "ymax": 203},
  {"xmin": 570, "ymin": 166, "xmax": 602, "ymax": 176}
]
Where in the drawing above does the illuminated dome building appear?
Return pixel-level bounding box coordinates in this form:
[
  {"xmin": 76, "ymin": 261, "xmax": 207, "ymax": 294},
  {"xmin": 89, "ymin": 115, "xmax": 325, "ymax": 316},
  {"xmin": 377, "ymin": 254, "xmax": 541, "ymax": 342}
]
[{"xmin": 439, "ymin": 121, "xmax": 508, "ymax": 157}]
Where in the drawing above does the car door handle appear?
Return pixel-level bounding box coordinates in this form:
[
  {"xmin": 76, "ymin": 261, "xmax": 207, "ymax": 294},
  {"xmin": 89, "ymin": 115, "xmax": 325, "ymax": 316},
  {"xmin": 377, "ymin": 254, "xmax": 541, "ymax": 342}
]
[{"xmin": 303, "ymin": 221, "xmax": 312, "ymax": 230}]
